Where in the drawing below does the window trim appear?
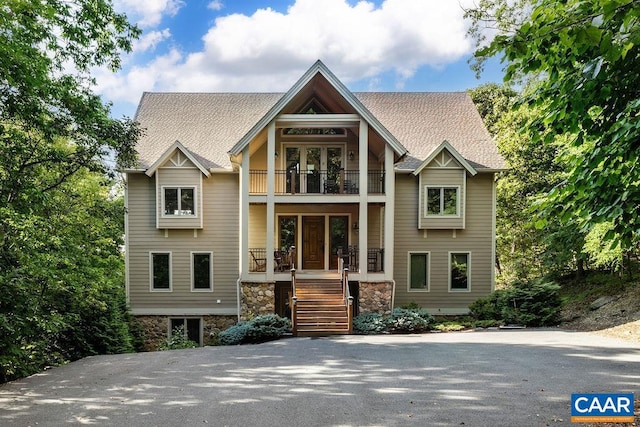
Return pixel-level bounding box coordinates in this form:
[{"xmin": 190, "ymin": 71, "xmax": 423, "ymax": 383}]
[
  {"xmin": 448, "ymin": 251, "xmax": 471, "ymax": 292},
  {"xmin": 191, "ymin": 251, "xmax": 214, "ymax": 292},
  {"xmin": 161, "ymin": 186, "xmax": 198, "ymax": 217},
  {"xmin": 149, "ymin": 251, "xmax": 172, "ymax": 292},
  {"xmin": 424, "ymin": 185, "xmax": 460, "ymax": 217},
  {"xmin": 168, "ymin": 317, "xmax": 202, "ymax": 346},
  {"xmin": 407, "ymin": 251, "xmax": 430, "ymax": 292}
]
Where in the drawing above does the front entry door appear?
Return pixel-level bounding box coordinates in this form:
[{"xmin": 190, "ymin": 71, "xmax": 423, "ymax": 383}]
[{"xmin": 302, "ymin": 216, "xmax": 324, "ymax": 270}]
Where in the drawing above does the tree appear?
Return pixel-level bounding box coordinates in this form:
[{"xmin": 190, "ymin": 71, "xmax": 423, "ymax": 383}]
[
  {"xmin": 0, "ymin": 1, "xmax": 142, "ymax": 381},
  {"xmin": 470, "ymin": 84, "xmax": 585, "ymax": 280},
  {"xmin": 465, "ymin": 0, "xmax": 640, "ymax": 250}
]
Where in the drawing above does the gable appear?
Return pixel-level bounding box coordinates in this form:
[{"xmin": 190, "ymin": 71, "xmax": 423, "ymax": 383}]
[
  {"xmin": 228, "ymin": 60, "xmax": 408, "ymax": 161},
  {"xmin": 412, "ymin": 141, "xmax": 477, "ymax": 176},
  {"xmin": 145, "ymin": 141, "xmax": 210, "ymax": 177}
]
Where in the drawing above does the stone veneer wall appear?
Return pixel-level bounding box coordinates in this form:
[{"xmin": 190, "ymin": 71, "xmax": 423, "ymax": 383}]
[
  {"xmin": 135, "ymin": 315, "xmax": 238, "ymax": 351},
  {"xmin": 358, "ymin": 281, "xmax": 393, "ymax": 315},
  {"xmin": 241, "ymin": 282, "xmax": 275, "ymax": 320}
]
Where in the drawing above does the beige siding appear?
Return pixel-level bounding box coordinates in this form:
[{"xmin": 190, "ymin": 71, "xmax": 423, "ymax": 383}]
[
  {"xmin": 418, "ymin": 168, "xmax": 465, "ymax": 229},
  {"xmin": 127, "ymin": 172, "xmax": 240, "ymax": 314},
  {"xmin": 156, "ymin": 167, "xmax": 203, "ymax": 229},
  {"xmin": 394, "ymin": 172, "xmax": 494, "ymax": 313}
]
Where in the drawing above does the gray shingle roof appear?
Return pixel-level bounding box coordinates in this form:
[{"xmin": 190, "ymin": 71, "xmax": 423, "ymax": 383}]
[{"xmin": 133, "ymin": 91, "xmax": 504, "ymax": 171}]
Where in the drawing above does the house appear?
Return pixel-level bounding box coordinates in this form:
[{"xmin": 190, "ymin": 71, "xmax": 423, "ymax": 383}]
[{"xmin": 125, "ymin": 61, "xmax": 504, "ymax": 348}]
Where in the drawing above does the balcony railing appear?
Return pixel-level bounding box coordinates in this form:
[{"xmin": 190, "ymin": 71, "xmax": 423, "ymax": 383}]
[
  {"xmin": 248, "ymin": 246, "xmax": 384, "ymax": 273},
  {"xmin": 338, "ymin": 246, "xmax": 385, "ymax": 273},
  {"xmin": 249, "ymin": 248, "xmax": 294, "ymax": 273},
  {"xmin": 249, "ymin": 170, "xmax": 384, "ymax": 195}
]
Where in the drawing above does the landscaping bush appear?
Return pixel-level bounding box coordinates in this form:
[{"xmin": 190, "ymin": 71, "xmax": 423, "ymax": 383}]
[
  {"xmin": 353, "ymin": 313, "xmax": 387, "ymax": 334},
  {"xmin": 219, "ymin": 314, "xmax": 291, "ymax": 345},
  {"xmin": 244, "ymin": 314, "xmax": 291, "ymax": 343},
  {"xmin": 469, "ymin": 280, "xmax": 562, "ymax": 327},
  {"xmin": 157, "ymin": 327, "xmax": 198, "ymax": 351},
  {"xmin": 353, "ymin": 308, "xmax": 434, "ymax": 334},
  {"xmin": 219, "ymin": 323, "xmax": 248, "ymax": 345},
  {"xmin": 385, "ymin": 308, "xmax": 434, "ymax": 333}
]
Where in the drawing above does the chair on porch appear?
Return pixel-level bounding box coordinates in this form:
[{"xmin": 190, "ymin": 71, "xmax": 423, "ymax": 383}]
[
  {"xmin": 274, "ymin": 250, "xmax": 291, "ymax": 272},
  {"xmin": 250, "ymin": 250, "xmax": 267, "ymax": 272},
  {"xmin": 324, "ymin": 179, "xmax": 339, "ymax": 194}
]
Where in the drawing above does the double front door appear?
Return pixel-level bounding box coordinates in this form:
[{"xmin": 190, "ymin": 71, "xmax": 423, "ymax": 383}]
[{"xmin": 280, "ymin": 215, "xmax": 348, "ymax": 270}]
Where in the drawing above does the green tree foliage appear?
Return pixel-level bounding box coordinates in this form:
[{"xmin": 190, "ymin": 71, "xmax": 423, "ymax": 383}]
[
  {"xmin": 470, "ymin": 84, "xmax": 585, "ymax": 279},
  {"xmin": 0, "ymin": 1, "xmax": 141, "ymax": 382},
  {"xmin": 465, "ymin": 0, "xmax": 640, "ymax": 250}
]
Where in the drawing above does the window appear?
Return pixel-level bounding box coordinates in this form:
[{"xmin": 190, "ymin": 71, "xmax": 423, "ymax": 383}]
[
  {"xmin": 150, "ymin": 252, "xmax": 171, "ymax": 291},
  {"xmin": 408, "ymin": 252, "xmax": 430, "ymax": 291},
  {"xmin": 426, "ymin": 187, "xmax": 458, "ymax": 216},
  {"xmin": 169, "ymin": 318, "xmax": 201, "ymax": 346},
  {"xmin": 450, "ymin": 252, "xmax": 470, "ymax": 291},
  {"xmin": 163, "ymin": 187, "xmax": 195, "ymax": 215},
  {"xmin": 192, "ymin": 252, "xmax": 213, "ymax": 291}
]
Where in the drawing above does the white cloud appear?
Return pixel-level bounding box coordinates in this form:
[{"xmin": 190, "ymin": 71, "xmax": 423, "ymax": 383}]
[
  {"xmin": 133, "ymin": 29, "xmax": 172, "ymax": 53},
  {"xmin": 115, "ymin": 0, "xmax": 184, "ymax": 28},
  {"xmin": 100, "ymin": 0, "xmax": 484, "ymax": 115},
  {"xmin": 207, "ymin": 1, "xmax": 224, "ymax": 11}
]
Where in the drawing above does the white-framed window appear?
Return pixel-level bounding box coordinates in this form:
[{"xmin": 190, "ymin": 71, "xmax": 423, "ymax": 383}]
[
  {"xmin": 425, "ymin": 186, "xmax": 459, "ymax": 216},
  {"xmin": 191, "ymin": 251, "xmax": 213, "ymax": 291},
  {"xmin": 408, "ymin": 251, "xmax": 430, "ymax": 291},
  {"xmin": 449, "ymin": 252, "xmax": 470, "ymax": 292},
  {"xmin": 169, "ymin": 317, "xmax": 202, "ymax": 346},
  {"xmin": 150, "ymin": 252, "xmax": 172, "ymax": 291},
  {"xmin": 162, "ymin": 187, "xmax": 196, "ymax": 216}
]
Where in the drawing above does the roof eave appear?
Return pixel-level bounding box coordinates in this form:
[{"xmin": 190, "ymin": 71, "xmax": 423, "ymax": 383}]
[{"xmin": 228, "ymin": 60, "xmax": 408, "ymax": 158}]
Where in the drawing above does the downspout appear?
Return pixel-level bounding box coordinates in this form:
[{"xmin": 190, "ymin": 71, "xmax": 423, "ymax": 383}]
[
  {"xmin": 236, "ymin": 277, "xmax": 242, "ymax": 322},
  {"xmin": 390, "ymin": 279, "xmax": 396, "ymax": 312}
]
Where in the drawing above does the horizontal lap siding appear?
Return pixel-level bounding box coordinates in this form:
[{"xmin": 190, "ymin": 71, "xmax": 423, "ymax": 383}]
[
  {"xmin": 394, "ymin": 173, "xmax": 494, "ymax": 311},
  {"xmin": 419, "ymin": 168, "xmax": 465, "ymax": 229},
  {"xmin": 156, "ymin": 168, "xmax": 203, "ymax": 229},
  {"xmin": 127, "ymin": 173, "xmax": 239, "ymax": 312}
]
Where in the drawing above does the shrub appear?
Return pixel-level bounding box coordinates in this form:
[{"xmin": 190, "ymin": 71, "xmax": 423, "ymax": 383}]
[
  {"xmin": 157, "ymin": 327, "xmax": 198, "ymax": 351},
  {"xmin": 469, "ymin": 280, "xmax": 562, "ymax": 327},
  {"xmin": 219, "ymin": 323, "xmax": 248, "ymax": 346},
  {"xmin": 244, "ymin": 314, "xmax": 291, "ymax": 343},
  {"xmin": 353, "ymin": 308, "xmax": 434, "ymax": 334},
  {"xmin": 219, "ymin": 314, "xmax": 291, "ymax": 345},
  {"xmin": 385, "ymin": 308, "xmax": 434, "ymax": 334},
  {"xmin": 353, "ymin": 313, "xmax": 387, "ymax": 334}
]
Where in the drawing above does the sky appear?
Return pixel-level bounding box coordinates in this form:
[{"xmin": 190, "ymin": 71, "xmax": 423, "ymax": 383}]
[{"xmin": 99, "ymin": 0, "xmax": 506, "ymax": 119}]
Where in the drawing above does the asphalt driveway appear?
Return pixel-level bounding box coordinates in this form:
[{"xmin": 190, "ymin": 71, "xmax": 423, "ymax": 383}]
[{"xmin": 1, "ymin": 329, "xmax": 638, "ymax": 426}]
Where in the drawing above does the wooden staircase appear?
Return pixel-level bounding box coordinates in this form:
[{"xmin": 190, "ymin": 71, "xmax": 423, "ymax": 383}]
[{"xmin": 292, "ymin": 279, "xmax": 352, "ymax": 336}]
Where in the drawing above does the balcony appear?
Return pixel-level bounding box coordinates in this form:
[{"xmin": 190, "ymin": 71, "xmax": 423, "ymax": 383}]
[
  {"xmin": 248, "ymin": 247, "xmax": 384, "ymax": 273},
  {"xmin": 249, "ymin": 170, "xmax": 384, "ymax": 195}
]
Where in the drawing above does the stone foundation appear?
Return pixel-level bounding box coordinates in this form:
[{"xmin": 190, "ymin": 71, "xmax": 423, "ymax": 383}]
[
  {"xmin": 135, "ymin": 315, "xmax": 238, "ymax": 351},
  {"xmin": 241, "ymin": 282, "xmax": 275, "ymax": 320},
  {"xmin": 358, "ymin": 281, "xmax": 393, "ymax": 315}
]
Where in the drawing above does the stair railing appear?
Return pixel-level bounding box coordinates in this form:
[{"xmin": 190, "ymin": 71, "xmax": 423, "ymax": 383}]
[
  {"xmin": 340, "ymin": 258, "xmax": 354, "ymax": 334},
  {"xmin": 290, "ymin": 267, "xmax": 297, "ymax": 336}
]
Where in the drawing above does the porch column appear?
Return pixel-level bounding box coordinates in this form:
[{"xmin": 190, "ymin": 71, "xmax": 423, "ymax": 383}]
[
  {"xmin": 266, "ymin": 121, "xmax": 276, "ymax": 279},
  {"xmin": 240, "ymin": 147, "xmax": 250, "ymax": 280},
  {"xmin": 384, "ymin": 144, "xmax": 395, "ymax": 282},
  {"xmin": 358, "ymin": 120, "xmax": 368, "ymax": 279}
]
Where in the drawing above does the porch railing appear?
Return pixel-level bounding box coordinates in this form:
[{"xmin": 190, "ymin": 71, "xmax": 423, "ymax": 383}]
[
  {"xmin": 338, "ymin": 246, "xmax": 385, "ymax": 273},
  {"xmin": 249, "ymin": 170, "xmax": 385, "ymax": 195},
  {"xmin": 248, "ymin": 248, "xmax": 294, "ymax": 272},
  {"xmin": 249, "ymin": 246, "xmax": 384, "ymax": 273}
]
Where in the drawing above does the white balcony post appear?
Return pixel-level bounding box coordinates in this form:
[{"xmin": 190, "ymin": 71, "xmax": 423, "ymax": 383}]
[
  {"xmin": 266, "ymin": 121, "xmax": 276, "ymax": 278},
  {"xmin": 358, "ymin": 120, "xmax": 368, "ymax": 279},
  {"xmin": 384, "ymin": 144, "xmax": 395, "ymax": 281},
  {"xmin": 240, "ymin": 147, "xmax": 250, "ymax": 280}
]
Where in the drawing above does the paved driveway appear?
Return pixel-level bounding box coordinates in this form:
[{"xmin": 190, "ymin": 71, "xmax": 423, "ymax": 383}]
[{"xmin": 1, "ymin": 329, "xmax": 638, "ymax": 426}]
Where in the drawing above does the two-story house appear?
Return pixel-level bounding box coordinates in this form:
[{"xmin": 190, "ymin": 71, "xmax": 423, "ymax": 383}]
[{"xmin": 125, "ymin": 61, "xmax": 504, "ymax": 348}]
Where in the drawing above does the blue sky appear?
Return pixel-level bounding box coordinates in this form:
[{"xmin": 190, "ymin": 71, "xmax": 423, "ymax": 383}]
[{"xmin": 101, "ymin": 0, "xmax": 505, "ymax": 118}]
